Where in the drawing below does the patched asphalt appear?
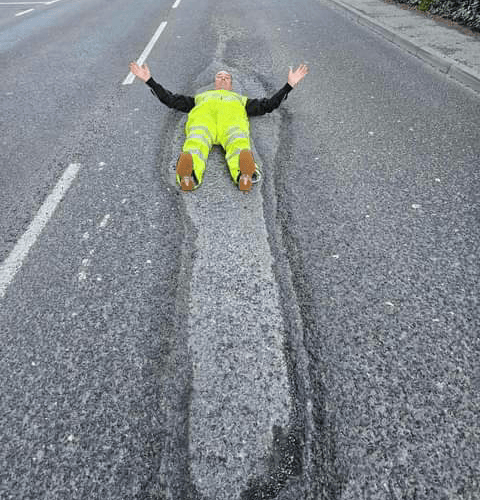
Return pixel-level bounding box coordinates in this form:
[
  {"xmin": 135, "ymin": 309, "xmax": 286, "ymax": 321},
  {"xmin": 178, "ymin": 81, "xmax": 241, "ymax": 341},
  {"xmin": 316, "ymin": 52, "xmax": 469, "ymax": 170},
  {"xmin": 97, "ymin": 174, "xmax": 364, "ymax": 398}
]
[{"xmin": 1, "ymin": 0, "xmax": 479, "ymax": 498}]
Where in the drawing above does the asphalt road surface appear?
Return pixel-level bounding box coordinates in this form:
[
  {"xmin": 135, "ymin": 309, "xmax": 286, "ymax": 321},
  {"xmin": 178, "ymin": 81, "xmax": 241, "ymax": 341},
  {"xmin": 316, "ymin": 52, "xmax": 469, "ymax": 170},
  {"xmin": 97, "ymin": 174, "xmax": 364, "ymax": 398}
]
[{"xmin": 1, "ymin": 0, "xmax": 479, "ymax": 498}]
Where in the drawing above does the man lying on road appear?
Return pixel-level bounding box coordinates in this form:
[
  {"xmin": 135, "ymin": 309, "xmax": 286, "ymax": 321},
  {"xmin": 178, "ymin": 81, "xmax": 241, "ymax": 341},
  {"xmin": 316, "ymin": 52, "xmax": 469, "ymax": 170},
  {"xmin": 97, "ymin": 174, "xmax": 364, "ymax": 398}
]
[{"xmin": 129, "ymin": 61, "xmax": 309, "ymax": 191}]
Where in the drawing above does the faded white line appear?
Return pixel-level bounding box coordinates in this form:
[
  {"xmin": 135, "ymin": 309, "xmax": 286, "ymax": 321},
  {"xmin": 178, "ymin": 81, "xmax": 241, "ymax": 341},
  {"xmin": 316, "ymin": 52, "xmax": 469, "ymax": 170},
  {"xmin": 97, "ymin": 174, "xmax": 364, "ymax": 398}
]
[
  {"xmin": 15, "ymin": 8, "xmax": 34, "ymax": 15},
  {"xmin": 0, "ymin": 163, "xmax": 81, "ymax": 299},
  {"xmin": 122, "ymin": 21, "xmax": 167, "ymax": 85},
  {"xmin": 0, "ymin": 1, "xmax": 61, "ymax": 3},
  {"xmin": 98, "ymin": 214, "xmax": 110, "ymax": 228},
  {"xmin": 172, "ymin": 0, "xmax": 182, "ymax": 8}
]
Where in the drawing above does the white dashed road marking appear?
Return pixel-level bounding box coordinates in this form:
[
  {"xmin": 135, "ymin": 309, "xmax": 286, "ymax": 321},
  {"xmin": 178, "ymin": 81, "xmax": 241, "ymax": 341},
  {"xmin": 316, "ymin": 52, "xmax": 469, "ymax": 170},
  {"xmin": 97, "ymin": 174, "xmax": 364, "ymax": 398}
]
[
  {"xmin": 0, "ymin": 163, "xmax": 81, "ymax": 299},
  {"xmin": 0, "ymin": 1, "xmax": 62, "ymax": 4},
  {"xmin": 98, "ymin": 214, "xmax": 110, "ymax": 228},
  {"xmin": 122, "ymin": 21, "xmax": 167, "ymax": 85},
  {"xmin": 15, "ymin": 8, "xmax": 34, "ymax": 15},
  {"xmin": 2, "ymin": 1, "xmax": 64, "ymax": 19}
]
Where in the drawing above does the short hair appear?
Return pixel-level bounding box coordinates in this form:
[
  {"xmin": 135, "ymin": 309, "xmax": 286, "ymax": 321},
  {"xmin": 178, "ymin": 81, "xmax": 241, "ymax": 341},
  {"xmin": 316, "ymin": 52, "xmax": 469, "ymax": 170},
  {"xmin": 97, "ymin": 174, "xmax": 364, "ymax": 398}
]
[{"xmin": 216, "ymin": 71, "xmax": 232, "ymax": 80}]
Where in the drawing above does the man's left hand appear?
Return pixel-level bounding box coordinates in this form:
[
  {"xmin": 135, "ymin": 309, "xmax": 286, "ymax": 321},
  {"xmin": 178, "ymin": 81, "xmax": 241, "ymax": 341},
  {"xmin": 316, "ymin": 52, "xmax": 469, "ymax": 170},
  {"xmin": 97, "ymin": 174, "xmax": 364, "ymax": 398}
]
[{"xmin": 288, "ymin": 64, "xmax": 309, "ymax": 87}]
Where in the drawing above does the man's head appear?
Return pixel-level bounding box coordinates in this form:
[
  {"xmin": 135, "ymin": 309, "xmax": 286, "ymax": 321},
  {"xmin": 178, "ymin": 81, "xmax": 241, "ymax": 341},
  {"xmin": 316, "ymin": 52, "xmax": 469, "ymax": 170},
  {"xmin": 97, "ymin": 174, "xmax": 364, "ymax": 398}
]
[{"xmin": 215, "ymin": 71, "xmax": 233, "ymax": 91}]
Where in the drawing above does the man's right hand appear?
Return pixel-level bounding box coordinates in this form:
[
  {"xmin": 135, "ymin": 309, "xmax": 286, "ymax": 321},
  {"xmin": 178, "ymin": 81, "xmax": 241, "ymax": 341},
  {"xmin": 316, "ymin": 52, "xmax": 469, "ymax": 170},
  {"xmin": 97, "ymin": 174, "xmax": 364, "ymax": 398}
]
[{"xmin": 129, "ymin": 62, "xmax": 151, "ymax": 82}]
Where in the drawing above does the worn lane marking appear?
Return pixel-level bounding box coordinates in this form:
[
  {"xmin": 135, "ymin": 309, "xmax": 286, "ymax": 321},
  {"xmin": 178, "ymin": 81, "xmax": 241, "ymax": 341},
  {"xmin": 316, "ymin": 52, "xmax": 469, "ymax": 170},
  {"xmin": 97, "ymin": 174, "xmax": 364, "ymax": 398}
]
[
  {"xmin": 0, "ymin": 163, "xmax": 81, "ymax": 299},
  {"xmin": 0, "ymin": 1, "xmax": 62, "ymax": 3},
  {"xmin": 122, "ymin": 21, "xmax": 167, "ymax": 85},
  {"xmin": 98, "ymin": 214, "xmax": 110, "ymax": 228},
  {"xmin": 9, "ymin": 1, "xmax": 62, "ymax": 18},
  {"xmin": 15, "ymin": 8, "xmax": 34, "ymax": 15}
]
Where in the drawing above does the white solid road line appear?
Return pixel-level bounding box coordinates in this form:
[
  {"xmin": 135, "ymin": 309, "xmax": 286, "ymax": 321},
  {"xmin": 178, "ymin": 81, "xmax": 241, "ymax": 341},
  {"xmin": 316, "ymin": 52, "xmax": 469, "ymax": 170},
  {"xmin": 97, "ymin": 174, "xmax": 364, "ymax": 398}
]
[
  {"xmin": 122, "ymin": 21, "xmax": 167, "ymax": 85},
  {"xmin": 0, "ymin": 1, "xmax": 62, "ymax": 3},
  {"xmin": 9, "ymin": 1, "xmax": 62, "ymax": 18},
  {"xmin": 0, "ymin": 163, "xmax": 81, "ymax": 299},
  {"xmin": 15, "ymin": 8, "xmax": 34, "ymax": 15}
]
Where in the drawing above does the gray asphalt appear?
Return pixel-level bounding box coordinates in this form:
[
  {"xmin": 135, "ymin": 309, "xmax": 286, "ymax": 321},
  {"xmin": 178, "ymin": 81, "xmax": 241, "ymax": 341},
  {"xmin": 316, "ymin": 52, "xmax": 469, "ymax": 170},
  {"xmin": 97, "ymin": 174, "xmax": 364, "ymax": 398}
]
[
  {"xmin": 1, "ymin": 0, "xmax": 479, "ymax": 499},
  {"xmin": 325, "ymin": 0, "xmax": 480, "ymax": 94}
]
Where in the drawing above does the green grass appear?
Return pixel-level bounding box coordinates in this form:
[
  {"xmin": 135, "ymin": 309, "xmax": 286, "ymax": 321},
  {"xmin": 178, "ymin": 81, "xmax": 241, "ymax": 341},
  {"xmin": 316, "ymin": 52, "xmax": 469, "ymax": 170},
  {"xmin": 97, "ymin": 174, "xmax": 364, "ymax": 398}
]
[{"xmin": 418, "ymin": 0, "xmax": 434, "ymax": 11}]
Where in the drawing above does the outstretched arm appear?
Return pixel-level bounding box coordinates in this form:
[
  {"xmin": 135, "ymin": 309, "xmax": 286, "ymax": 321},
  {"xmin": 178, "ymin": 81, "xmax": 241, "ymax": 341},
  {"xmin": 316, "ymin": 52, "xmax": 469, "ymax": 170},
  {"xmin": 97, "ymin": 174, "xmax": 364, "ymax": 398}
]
[
  {"xmin": 129, "ymin": 62, "xmax": 151, "ymax": 82},
  {"xmin": 246, "ymin": 64, "xmax": 309, "ymax": 117},
  {"xmin": 288, "ymin": 63, "xmax": 309, "ymax": 87},
  {"xmin": 128, "ymin": 61, "xmax": 195, "ymax": 113}
]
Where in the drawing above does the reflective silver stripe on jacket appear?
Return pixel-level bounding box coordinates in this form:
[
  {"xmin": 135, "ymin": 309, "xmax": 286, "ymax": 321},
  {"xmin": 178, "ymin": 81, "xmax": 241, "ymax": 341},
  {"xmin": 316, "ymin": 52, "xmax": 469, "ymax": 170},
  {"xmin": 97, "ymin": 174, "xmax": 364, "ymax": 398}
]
[
  {"xmin": 188, "ymin": 125, "xmax": 214, "ymax": 146},
  {"xmin": 226, "ymin": 126, "xmax": 243, "ymax": 135},
  {"xmin": 186, "ymin": 133, "xmax": 211, "ymax": 149},
  {"xmin": 219, "ymin": 95, "xmax": 244, "ymax": 103},
  {"xmin": 195, "ymin": 92, "xmax": 246, "ymax": 105},
  {"xmin": 186, "ymin": 148, "xmax": 207, "ymax": 161},
  {"xmin": 225, "ymin": 148, "xmax": 243, "ymax": 162},
  {"xmin": 225, "ymin": 133, "xmax": 249, "ymax": 149}
]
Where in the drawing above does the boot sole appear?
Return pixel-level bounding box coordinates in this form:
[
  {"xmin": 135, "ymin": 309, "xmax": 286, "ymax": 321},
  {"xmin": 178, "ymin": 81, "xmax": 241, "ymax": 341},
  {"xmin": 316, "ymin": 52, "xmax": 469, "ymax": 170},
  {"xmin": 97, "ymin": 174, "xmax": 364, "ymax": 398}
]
[
  {"xmin": 176, "ymin": 152, "xmax": 194, "ymax": 191},
  {"xmin": 239, "ymin": 150, "xmax": 256, "ymax": 191}
]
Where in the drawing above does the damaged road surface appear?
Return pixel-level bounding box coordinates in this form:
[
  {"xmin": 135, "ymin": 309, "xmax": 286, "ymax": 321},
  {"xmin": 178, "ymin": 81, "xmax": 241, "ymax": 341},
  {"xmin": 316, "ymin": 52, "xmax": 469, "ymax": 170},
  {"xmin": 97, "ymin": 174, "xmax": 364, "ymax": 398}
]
[
  {"xmin": 1, "ymin": 0, "xmax": 479, "ymax": 498},
  {"xmin": 155, "ymin": 65, "xmax": 316, "ymax": 499}
]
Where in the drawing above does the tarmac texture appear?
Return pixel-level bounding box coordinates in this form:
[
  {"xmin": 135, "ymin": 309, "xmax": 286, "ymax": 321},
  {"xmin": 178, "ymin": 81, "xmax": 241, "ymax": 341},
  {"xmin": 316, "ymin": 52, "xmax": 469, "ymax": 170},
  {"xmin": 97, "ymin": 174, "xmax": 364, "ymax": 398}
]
[{"xmin": 322, "ymin": 0, "xmax": 480, "ymax": 94}]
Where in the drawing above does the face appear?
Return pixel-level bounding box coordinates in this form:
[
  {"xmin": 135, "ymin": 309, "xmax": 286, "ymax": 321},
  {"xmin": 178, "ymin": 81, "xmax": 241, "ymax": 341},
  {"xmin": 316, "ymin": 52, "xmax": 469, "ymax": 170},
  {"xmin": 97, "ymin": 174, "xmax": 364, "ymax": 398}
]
[{"xmin": 215, "ymin": 71, "xmax": 233, "ymax": 90}]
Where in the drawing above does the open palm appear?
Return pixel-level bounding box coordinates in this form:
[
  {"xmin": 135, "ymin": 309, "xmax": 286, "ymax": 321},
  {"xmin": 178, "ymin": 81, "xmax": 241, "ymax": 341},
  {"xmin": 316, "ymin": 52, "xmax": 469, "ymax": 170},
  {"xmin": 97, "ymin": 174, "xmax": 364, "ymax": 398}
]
[
  {"xmin": 288, "ymin": 64, "xmax": 309, "ymax": 87},
  {"xmin": 129, "ymin": 62, "xmax": 151, "ymax": 82}
]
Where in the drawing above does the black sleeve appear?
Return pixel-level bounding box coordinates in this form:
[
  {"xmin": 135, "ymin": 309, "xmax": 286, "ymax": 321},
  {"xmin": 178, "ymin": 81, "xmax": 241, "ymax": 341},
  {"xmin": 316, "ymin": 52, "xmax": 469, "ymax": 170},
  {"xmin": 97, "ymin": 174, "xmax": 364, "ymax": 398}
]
[
  {"xmin": 245, "ymin": 83, "xmax": 293, "ymax": 117},
  {"xmin": 145, "ymin": 77, "xmax": 195, "ymax": 113}
]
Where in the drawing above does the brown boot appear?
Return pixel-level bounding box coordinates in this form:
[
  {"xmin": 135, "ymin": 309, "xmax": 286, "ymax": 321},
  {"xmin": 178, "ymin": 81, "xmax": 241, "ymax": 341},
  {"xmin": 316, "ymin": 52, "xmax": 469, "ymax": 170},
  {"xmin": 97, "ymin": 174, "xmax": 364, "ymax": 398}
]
[
  {"xmin": 176, "ymin": 152, "xmax": 194, "ymax": 191},
  {"xmin": 238, "ymin": 150, "xmax": 256, "ymax": 192}
]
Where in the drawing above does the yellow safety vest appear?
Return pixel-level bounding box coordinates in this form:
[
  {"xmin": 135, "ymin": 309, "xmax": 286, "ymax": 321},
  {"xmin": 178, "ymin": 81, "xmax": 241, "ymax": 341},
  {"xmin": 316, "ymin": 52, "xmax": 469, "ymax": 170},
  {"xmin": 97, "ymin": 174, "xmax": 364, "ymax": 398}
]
[
  {"xmin": 194, "ymin": 89, "xmax": 248, "ymax": 107},
  {"xmin": 192, "ymin": 90, "xmax": 249, "ymax": 121}
]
